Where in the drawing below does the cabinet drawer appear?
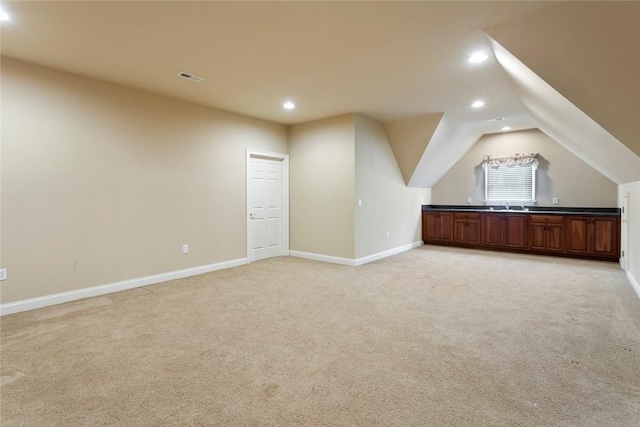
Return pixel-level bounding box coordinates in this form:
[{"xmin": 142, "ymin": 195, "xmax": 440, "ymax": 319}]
[
  {"xmin": 529, "ymin": 215, "xmax": 564, "ymax": 224},
  {"xmin": 454, "ymin": 213, "xmax": 480, "ymax": 220}
]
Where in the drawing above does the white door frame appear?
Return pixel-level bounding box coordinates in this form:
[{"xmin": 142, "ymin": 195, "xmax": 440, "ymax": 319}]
[
  {"xmin": 621, "ymin": 190, "xmax": 629, "ymax": 271},
  {"xmin": 246, "ymin": 149, "xmax": 289, "ymax": 263}
]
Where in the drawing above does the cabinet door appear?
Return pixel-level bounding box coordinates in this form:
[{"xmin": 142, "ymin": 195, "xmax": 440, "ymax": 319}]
[
  {"xmin": 592, "ymin": 217, "xmax": 617, "ymax": 257},
  {"xmin": 467, "ymin": 218, "xmax": 481, "ymax": 245},
  {"xmin": 482, "ymin": 214, "xmax": 504, "ymax": 246},
  {"xmin": 422, "ymin": 212, "xmax": 438, "ymax": 242},
  {"xmin": 453, "ymin": 217, "xmax": 468, "ymax": 244},
  {"xmin": 453, "ymin": 215, "xmax": 480, "ymax": 246},
  {"xmin": 504, "ymin": 215, "xmax": 527, "ymax": 248},
  {"xmin": 437, "ymin": 212, "xmax": 454, "ymax": 242},
  {"xmin": 566, "ymin": 217, "xmax": 590, "ymax": 254},
  {"xmin": 529, "ymin": 216, "xmax": 564, "ymax": 252},
  {"xmin": 528, "ymin": 222, "xmax": 547, "ymax": 251},
  {"xmin": 546, "ymin": 224, "xmax": 565, "ymax": 252}
]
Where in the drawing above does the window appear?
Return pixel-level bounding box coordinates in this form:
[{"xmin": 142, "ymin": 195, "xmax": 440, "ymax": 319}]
[{"xmin": 484, "ymin": 162, "xmax": 537, "ymax": 202}]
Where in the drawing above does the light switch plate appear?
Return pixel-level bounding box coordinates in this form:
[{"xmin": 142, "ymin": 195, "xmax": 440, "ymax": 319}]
[{"xmin": 0, "ymin": 268, "xmax": 6, "ymax": 281}]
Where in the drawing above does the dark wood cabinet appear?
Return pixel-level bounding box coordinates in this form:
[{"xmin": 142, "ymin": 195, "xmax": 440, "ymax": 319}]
[
  {"xmin": 592, "ymin": 217, "xmax": 617, "ymax": 257},
  {"xmin": 422, "ymin": 209, "xmax": 619, "ymax": 262},
  {"xmin": 504, "ymin": 215, "xmax": 528, "ymax": 248},
  {"xmin": 566, "ymin": 216, "xmax": 618, "ymax": 259},
  {"xmin": 453, "ymin": 213, "xmax": 480, "ymax": 245},
  {"xmin": 566, "ymin": 216, "xmax": 589, "ymax": 254},
  {"xmin": 481, "ymin": 213, "xmax": 527, "ymax": 249},
  {"xmin": 529, "ymin": 215, "xmax": 565, "ymax": 253},
  {"xmin": 422, "ymin": 211, "xmax": 453, "ymax": 243},
  {"xmin": 481, "ymin": 214, "xmax": 503, "ymax": 246}
]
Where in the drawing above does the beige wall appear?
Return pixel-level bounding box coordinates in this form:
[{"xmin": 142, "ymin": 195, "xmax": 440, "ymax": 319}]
[
  {"xmin": 432, "ymin": 129, "xmax": 617, "ymax": 207},
  {"xmin": 289, "ymin": 114, "xmax": 356, "ymax": 259},
  {"xmin": 289, "ymin": 113, "xmax": 431, "ymax": 262},
  {"xmin": 355, "ymin": 115, "xmax": 429, "ymax": 259},
  {"xmin": 1, "ymin": 58, "xmax": 287, "ymax": 304},
  {"xmin": 619, "ymin": 181, "xmax": 640, "ymax": 294}
]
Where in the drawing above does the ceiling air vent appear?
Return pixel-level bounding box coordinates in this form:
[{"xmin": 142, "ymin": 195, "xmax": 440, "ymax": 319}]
[{"xmin": 177, "ymin": 72, "xmax": 204, "ymax": 83}]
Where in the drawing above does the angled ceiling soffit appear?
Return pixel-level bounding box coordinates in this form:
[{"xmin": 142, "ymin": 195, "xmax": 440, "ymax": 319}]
[
  {"xmin": 484, "ymin": 2, "xmax": 640, "ymax": 158},
  {"xmin": 487, "ymin": 36, "xmax": 640, "ymax": 185},
  {"xmin": 382, "ymin": 113, "xmax": 444, "ymax": 186},
  {"xmin": 408, "ymin": 115, "xmax": 483, "ymax": 188}
]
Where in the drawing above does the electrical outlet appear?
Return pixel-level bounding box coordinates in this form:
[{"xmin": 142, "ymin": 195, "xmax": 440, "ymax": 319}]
[
  {"xmin": 358, "ymin": 200, "xmax": 362, "ymax": 207},
  {"xmin": 552, "ymin": 197, "xmax": 559, "ymax": 205},
  {"xmin": 467, "ymin": 197, "xmax": 472, "ymax": 204},
  {"xmin": 182, "ymin": 244, "xmax": 189, "ymax": 254},
  {"xmin": 386, "ymin": 231, "xmax": 390, "ymax": 238},
  {"xmin": 0, "ymin": 268, "xmax": 6, "ymax": 281}
]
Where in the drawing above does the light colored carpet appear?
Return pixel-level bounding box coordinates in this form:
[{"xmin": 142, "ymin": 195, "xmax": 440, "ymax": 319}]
[{"xmin": 1, "ymin": 246, "xmax": 639, "ymax": 426}]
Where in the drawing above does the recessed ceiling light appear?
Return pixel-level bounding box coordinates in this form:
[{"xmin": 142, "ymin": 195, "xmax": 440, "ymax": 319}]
[
  {"xmin": 468, "ymin": 52, "xmax": 488, "ymax": 63},
  {"xmin": 0, "ymin": 9, "xmax": 10, "ymax": 21},
  {"xmin": 471, "ymin": 100, "xmax": 485, "ymax": 108},
  {"xmin": 486, "ymin": 118, "xmax": 505, "ymax": 122},
  {"xmin": 283, "ymin": 101, "xmax": 295, "ymax": 110},
  {"xmin": 501, "ymin": 126, "xmax": 512, "ymax": 131}
]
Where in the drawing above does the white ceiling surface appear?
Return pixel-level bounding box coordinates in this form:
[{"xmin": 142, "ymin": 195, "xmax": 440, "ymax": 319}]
[{"xmin": 0, "ymin": 1, "xmax": 555, "ymax": 129}]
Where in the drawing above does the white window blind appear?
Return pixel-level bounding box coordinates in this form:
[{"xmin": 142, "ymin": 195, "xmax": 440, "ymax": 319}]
[{"xmin": 485, "ymin": 164, "xmax": 536, "ymax": 202}]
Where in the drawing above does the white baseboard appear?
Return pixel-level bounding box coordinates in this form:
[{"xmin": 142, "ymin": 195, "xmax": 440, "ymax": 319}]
[
  {"xmin": 289, "ymin": 250, "xmax": 355, "ymax": 266},
  {"xmin": 290, "ymin": 241, "xmax": 423, "ymax": 267},
  {"xmin": 627, "ymin": 270, "xmax": 640, "ymax": 300},
  {"xmin": 354, "ymin": 241, "xmax": 423, "ymax": 266},
  {"xmin": 0, "ymin": 258, "xmax": 247, "ymax": 316}
]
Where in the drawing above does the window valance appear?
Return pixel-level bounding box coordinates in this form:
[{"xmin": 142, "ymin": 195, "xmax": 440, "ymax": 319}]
[{"xmin": 482, "ymin": 153, "xmax": 538, "ymax": 168}]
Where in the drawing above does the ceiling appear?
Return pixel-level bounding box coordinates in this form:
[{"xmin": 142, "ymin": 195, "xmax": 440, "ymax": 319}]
[{"xmin": 0, "ymin": 1, "xmax": 560, "ymax": 129}]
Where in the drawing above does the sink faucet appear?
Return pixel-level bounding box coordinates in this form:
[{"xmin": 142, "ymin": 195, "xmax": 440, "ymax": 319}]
[{"xmin": 502, "ymin": 202, "xmax": 510, "ymax": 210}]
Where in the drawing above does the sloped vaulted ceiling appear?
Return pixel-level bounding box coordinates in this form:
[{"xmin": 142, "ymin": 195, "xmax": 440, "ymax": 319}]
[
  {"xmin": 383, "ymin": 113, "xmax": 443, "ymax": 186},
  {"xmin": 2, "ymin": 2, "xmax": 637, "ymax": 186},
  {"xmin": 485, "ymin": 1, "xmax": 640, "ymax": 158},
  {"xmin": 487, "ymin": 37, "xmax": 640, "ymax": 185},
  {"xmin": 484, "ymin": 1, "xmax": 640, "ymax": 185},
  {"xmin": 401, "ymin": 2, "xmax": 640, "ymax": 188}
]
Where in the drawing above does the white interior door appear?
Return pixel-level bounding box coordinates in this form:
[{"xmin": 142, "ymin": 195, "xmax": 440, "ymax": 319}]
[
  {"xmin": 621, "ymin": 191, "xmax": 629, "ymax": 271},
  {"xmin": 248, "ymin": 155, "xmax": 286, "ymax": 262}
]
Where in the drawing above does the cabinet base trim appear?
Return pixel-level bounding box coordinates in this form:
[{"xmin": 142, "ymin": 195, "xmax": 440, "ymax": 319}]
[
  {"xmin": 627, "ymin": 270, "xmax": 640, "ymax": 300},
  {"xmin": 0, "ymin": 258, "xmax": 247, "ymax": 316},
  {"xmin": 423, "ymin": 241, "xmax": 619, "ymax": 262}
]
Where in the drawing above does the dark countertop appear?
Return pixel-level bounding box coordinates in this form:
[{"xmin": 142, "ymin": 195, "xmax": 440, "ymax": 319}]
[{"xmin": 421, "ymin": 205, "xmax": 620, "ymax": 217}]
